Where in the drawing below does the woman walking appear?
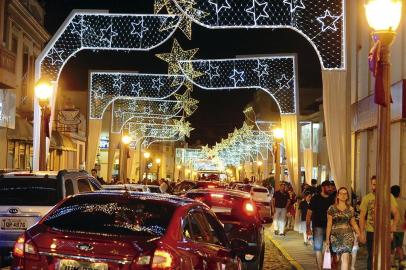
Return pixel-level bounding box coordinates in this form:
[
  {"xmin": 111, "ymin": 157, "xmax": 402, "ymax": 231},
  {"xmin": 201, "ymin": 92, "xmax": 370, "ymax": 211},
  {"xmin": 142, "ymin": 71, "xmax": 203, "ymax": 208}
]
[{"xmin": 326, "ymin": 187, "xmax": 361, "ymax": 270}]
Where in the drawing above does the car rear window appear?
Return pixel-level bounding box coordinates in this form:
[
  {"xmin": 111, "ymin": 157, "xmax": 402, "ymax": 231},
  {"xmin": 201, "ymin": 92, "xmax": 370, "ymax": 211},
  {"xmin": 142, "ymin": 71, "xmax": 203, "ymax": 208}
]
[
  {"xmin": 148, "ymin": 186, "xmax": 161, "ymax": 193},
  {"xmin": 0, "ymin": 178, "xmax": 59, "ymax": 206},
  {"xmin": 253, "ymin": 188, "xmax": 268, "ymax": 193},
  {"xmin": 43, "ymin": 195, "xmax": 176, "ymax": 237},
  {"xmin": 236, "ymin": 185, "xmax": 251, "ymax": 192}
]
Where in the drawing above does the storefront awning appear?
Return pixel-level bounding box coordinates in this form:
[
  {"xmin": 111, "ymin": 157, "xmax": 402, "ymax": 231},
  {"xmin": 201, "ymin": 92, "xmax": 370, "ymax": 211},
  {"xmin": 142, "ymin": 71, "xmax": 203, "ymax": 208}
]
[{"xmin": 50, "ymin": 131, "xmax": 77, "ymax": 152}]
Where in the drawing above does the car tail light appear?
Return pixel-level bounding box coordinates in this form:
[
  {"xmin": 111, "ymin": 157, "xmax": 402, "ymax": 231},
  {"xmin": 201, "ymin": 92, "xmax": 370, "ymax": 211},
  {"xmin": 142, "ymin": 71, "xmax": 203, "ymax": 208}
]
[
  {"xmin": 151, "ymin": 249, "xmax": 173, "ymax": 270},
  {"xmin": 243, "ymin": 201, "xmax": 256, "ymax": 216},
  {"xmin": 207, "ymin": 185, "xmax": 216, "ymax": 188},
  {"xmin": 13, "ymin": 234, "xmax": 39, "ymax": 260}
]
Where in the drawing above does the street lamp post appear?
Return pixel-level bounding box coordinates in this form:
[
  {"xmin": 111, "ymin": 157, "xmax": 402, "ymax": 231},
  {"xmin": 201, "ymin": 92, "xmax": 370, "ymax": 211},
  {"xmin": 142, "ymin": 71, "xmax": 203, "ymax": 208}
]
[
  {"xmin": 365, "ymin": 1, "xmax": 402, "ymax": 269},
  {"xmin": 143, "ymin": 151, "xmax": 151, "ymax": 182},
  {"xmin": 156, "ymin": 158, "xmax": 161, "ymax": 179},
  {"xmin": 35, "ymin": 81, "xmax": 53, "ymax": 171},
  {"xmin": 176, "ymin": 164, "xmax": 182, "ymax": 181},
  {"xmin": 273, "ymin": 128, "xmax": 284, "ymax": 189},
  {"xmin": 120, "ymin": 135, "xmax": 131, "ymax": 184},
  {"xmin": 257, "ymin": 161, "xmax": 263, "ymax": 182},
  {"xmin": 237, "ymin": 165, "xmax": 242, "ymax": 181}
]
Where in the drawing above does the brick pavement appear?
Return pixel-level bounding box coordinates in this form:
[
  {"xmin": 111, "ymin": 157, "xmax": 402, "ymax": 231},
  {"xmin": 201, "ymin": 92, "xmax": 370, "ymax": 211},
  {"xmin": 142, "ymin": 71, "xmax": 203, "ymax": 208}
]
[{"xmin": 268, "ymin": 227, "xmax": 368, "ymax": 270}]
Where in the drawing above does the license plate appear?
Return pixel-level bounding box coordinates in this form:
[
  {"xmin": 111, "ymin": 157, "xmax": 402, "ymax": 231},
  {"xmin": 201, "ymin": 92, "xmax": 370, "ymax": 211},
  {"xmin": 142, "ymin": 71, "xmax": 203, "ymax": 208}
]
[
  {"xmin": 0, "ymin": 218, "xmax": 27, "ymax": 230},
  {"xmin": 58, "ymin": 259, "xmax": 108, "ymax": 270},
  {"xmin": 211, "ymin": 206, "xmax": 231, "ymax": 213}
]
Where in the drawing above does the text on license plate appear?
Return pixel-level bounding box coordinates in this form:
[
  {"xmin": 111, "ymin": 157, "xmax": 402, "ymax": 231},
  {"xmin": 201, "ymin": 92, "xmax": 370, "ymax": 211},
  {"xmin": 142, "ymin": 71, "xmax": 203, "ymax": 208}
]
[
  {"xmin": 58, "ymin": 260, "xmax": 108, "ymax": 270},
  {"xmin": 0, "ymin": 218, "xmax": 27, "ymax": 230}
]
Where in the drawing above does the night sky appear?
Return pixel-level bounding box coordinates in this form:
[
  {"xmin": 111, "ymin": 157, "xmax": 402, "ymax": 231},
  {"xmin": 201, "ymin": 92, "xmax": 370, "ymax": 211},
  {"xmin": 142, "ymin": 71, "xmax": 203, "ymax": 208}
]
[{"xmin": 42, "ymin": 0, "xmax": 322, "ymax": 146}]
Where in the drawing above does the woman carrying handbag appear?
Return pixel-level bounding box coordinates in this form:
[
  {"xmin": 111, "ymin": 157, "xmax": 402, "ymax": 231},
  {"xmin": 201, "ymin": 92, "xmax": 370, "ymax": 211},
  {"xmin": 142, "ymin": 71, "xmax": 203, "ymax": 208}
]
[{"xmin": 326, "ymin": 187, "xmax": 361, "ymax": 270}]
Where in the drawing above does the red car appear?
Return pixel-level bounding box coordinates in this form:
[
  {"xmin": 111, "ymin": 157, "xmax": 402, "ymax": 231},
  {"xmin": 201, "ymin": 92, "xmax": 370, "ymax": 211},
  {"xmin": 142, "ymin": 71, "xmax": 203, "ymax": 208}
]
[
  {"xmin": 12, "ymin": 191, "xmax": 245, "ymax": 270},
  {"xmin": 185, "ymin": 189, "xmax": 265, "ymax": 270}
]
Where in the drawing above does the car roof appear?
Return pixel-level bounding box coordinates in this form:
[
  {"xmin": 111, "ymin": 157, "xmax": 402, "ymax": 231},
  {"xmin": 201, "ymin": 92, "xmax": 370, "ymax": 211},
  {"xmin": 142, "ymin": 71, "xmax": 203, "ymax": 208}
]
[
  {"xmin": 186, "ymin": 188, "xmax": 251, "ymax": 199},
  {"xmin": 82, "ymin": 190, "xmax": 197, "ymax": 206},
  {"xmin": 0, "ymin": 171, "xmax": 59, "ymax": 178}
]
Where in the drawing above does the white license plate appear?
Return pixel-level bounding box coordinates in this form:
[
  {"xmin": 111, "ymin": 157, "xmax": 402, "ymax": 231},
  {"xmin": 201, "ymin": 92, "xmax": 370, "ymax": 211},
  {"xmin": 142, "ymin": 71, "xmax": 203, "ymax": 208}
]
[
  {"xmin": 58, "ymin": 259, "xmax": 108, "ymax": 270},
  {"xmin": 1, "ymin": 218, "xmax": 27, "ymax": 230},
  {"xmin": 211, "ymin": 206, "xmax": 232, "ymax": 213}
]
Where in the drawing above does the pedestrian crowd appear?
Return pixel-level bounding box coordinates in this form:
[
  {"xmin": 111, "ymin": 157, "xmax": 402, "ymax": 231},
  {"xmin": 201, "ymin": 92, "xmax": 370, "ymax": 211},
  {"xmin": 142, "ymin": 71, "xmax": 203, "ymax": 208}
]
[{"xmin": 271, "ymin": 176, "xmax": 406, "ymax": 270}]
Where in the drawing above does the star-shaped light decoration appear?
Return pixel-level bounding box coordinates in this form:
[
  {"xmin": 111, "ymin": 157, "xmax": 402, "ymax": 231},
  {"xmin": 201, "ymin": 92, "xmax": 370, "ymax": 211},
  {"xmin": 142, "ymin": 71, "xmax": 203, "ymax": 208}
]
[
  {"xmin": 70, "ymin": 17, "xmax": 88, "ymax": 37},
  {"xmin": 283, "ymin": 0, "xmax": 305, "ymax": 13},
  {"xmin": 156, "ymin": 39, "xmax": 199, "ymax": 75},
  {"xmin": 112, "ymin": 75, "xmax": 125, "ymax": 90},
  {"xmin": 100, "ymin": 24, "xmax": 118, "ymax": 45},
  {"xmin": 253, "ymin": 60, "xmax": 269, "ymax": 79},
  {"xmin": 159, "ymin": 102, "xmax": 169, "ymax": 113},
  {"xmin": 92, "ymin": 86, "xmax": 106, "ymax": 100},
  {"xmin": 174, "ymin": 118, "xmax": 194, "ymax": 137},
  {"xmin": 174, "ymin": 91, "xmax": 199, "ymax": 116},
  {"xmin": 205, "ymin": 63, "xmax": 220, "ymax": 81},
  {"xmin": 131, "ymin": 82, "xmax": 143, "ymax": 96},
  {"xmin": 46, "ymin": 48, "xmax": 64, "ymax": 65},
  {"xmin": 245, "ymin": 0, "xmax": 269, "ymax": 23},
  {"xmin": 152, "ymin": 78, "xmax": 164, "ymax": 92},
  {"xmin": 276, "ymin": 74, "xmax": 292, "ymax": 90},
  {"xmin": 208, "ymin": 0, "xmax": 231, "ymax": 14},
  {"xmin": 317, "ymin": 10, "xmax": 341, "ymax": 32},
  {"xmin": 229, "ymin": 69, "xmax": 245, "ymax": 87},
  {"xmin": 131, "ymin": 19, "xmax": 149, "ymax": 39}
]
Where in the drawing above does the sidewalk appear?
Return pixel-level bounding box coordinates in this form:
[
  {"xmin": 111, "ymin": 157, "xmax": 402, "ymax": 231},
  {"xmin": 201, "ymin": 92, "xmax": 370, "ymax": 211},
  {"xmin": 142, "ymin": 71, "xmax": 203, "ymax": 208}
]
[{"xmin": 268, "ymin": 228, "xmax": 368, "ymax": 270}]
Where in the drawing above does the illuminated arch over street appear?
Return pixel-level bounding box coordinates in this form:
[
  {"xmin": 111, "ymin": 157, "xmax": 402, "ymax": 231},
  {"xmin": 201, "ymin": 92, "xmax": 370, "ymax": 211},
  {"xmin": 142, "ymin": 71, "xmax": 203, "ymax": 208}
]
[
  {"xmin": 172, "ymin": 0, "xmax": 345, "ymax": 70},
  {"xmin": 179, "ymin": 55, "xmax": 298, "ymax": 114}
]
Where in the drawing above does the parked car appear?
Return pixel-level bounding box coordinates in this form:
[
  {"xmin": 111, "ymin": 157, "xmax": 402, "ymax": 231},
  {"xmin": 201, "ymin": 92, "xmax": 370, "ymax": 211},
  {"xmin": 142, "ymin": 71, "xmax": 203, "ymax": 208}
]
[
  {"xmin": 102, "ymin": 184, "xmax": 162, "ymax": 193},
  {"xmin": 172, "ymin": 180, "xmax": 225, "ymax": 196},
  {"xmin": 185, "ymin": 188, "xmax": 265, "ymax": 270},
  {"xmin": 12, "ymin": 191, "xmax": 245, "ymax": 270},
  {"xmin": 0, "ymin": 170, "xmax": 101, "ymax": 266}
]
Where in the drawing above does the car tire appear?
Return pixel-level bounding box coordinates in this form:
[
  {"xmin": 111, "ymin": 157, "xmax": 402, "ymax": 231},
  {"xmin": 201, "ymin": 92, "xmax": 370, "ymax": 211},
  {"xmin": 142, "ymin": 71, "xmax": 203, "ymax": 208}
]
[{"xmin": 244, "ymin": 245, "xmax": 265, "ymax": 270}]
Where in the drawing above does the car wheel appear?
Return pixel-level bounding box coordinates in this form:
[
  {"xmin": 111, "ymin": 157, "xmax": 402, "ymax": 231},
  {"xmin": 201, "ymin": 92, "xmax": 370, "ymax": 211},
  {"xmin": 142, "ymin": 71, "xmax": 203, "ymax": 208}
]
[{"xmin": 244, "ymin": 245, "xmax": 265, "ymax": 270}]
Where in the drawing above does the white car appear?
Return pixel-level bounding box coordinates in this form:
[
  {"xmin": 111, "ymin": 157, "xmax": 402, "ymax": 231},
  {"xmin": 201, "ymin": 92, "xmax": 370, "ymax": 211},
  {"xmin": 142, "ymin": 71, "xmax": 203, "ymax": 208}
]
[
  {"xmin": 0, "ymin": 170, "xmax": 101, "ymax": 265},
  {"xmin": 249, "ymin": 186, "xmax": 273, "ymax": 223}
]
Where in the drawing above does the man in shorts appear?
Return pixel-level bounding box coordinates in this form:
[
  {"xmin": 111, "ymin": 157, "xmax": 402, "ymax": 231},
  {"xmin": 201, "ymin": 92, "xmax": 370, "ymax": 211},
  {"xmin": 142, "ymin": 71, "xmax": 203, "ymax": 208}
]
[{"xmin": 306, "ymin": 181, "xmax": 334, "ymax": 270}]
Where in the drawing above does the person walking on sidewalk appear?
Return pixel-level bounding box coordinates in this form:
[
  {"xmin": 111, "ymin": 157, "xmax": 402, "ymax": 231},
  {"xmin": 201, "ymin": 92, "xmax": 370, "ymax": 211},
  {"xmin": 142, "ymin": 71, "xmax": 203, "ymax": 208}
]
[
  {"xmin": 306, "ymin": 181, "xmax": 334, "ymax": 270},
  {"xmin": 390, "ymin": 185, "xmax": 406, "ymax": 268},
  {"xmin": 359, "ymin": 176, "xmax": 399, "ymax": 270},
  {"xmin": 272, "ymin": 182, "xmax": 290, "ymax": 236},
  {"xmin": 299, "ymin": 191, "xmax": 312, "ymax": 245},
  {"xmin": 326, "ymin": 187, "xmax": 361, "ymax": 270}
]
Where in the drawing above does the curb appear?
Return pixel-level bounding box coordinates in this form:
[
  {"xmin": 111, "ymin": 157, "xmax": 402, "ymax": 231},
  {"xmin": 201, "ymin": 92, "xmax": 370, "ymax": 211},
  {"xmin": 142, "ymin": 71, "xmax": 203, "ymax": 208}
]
[{"xmin": 266, "ymin": 233, "xmax": 305, "ymax": 270}]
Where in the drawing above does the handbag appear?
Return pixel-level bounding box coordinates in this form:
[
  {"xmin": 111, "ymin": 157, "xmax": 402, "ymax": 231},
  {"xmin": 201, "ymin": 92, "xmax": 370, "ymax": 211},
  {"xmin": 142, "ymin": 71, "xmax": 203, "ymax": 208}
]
[{"xmin": 323, "ymin": 247, "xmax": 332, "ymax": 269}]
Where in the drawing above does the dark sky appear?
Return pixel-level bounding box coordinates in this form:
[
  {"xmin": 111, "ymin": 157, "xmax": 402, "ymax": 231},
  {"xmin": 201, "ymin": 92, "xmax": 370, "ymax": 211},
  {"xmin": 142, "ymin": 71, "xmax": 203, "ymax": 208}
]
[{"xmin": 43, "ymin": 0, "xmax": 322, "ymax": 146}]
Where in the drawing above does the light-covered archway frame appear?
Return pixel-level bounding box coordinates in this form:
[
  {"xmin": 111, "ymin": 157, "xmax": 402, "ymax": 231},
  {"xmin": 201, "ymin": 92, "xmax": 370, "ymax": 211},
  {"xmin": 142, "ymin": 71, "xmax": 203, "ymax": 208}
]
[
  {"xmin": 89, "ymin": 71, "xmax": 185, "ymax": 119},
  {"xmin": 179, "ymin": 55, "xmax": 298, "ymax": 114},
  {"xmin": 111, "ymin": 99, "xmax": 182, "ymax": 133},
  {"xmin": 172, "ymin": 0, "xmax": 345, "ymax": 70},
  {"xmin": 33, "ymin": 10, "xmax": 181, "ymax": 169}
]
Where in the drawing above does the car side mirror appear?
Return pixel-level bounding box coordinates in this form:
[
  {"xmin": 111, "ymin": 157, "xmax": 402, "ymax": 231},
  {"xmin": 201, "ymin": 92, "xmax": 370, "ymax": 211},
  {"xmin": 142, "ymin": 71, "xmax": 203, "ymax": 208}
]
[{"xmin": 230, "ymin": 238, "xmax": 249, "ymax": 257}]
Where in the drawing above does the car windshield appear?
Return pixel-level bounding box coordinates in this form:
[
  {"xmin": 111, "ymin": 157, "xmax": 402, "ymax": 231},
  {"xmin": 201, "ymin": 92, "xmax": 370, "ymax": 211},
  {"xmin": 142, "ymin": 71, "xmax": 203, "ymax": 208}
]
[
  {"xmin": 43, "ymin": 195, "xmax": 176, "ymax": 237},
  {"xmin": 0, "ymin": 178, "xmax": 59, "ymax": 206}
]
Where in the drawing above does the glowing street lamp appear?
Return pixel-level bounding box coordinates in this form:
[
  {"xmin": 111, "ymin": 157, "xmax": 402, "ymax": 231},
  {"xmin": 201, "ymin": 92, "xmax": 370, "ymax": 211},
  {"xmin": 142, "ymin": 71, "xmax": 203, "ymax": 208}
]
[
  {"xmin": 120, "ymin": 135, "xmax": 132, "ymax": 183},
  {"xmin": 273, "ymin": 127, "xmax": 284, "ymax": 188},
  {"xmin": 143, "ymin": 151, "xmax": 151, "ymax": 159},
  {"xmin": 364, "ymin": 1, "xmax": 402, "ymax": 269},
  {"xmin": 35, "ymin": 80, "xmax": 53, "ymax": 170}
]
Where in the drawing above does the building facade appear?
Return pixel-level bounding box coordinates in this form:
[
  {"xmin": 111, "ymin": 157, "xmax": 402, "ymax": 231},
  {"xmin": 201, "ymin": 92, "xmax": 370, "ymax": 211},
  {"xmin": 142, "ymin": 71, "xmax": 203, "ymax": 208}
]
[
  {"xmin": 349, "ymin": 1, "xmax": 406, "ymax": 197},
  {"xmin": 0, "ymin": 0, "xmax": 49, "ymax": 169}
]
